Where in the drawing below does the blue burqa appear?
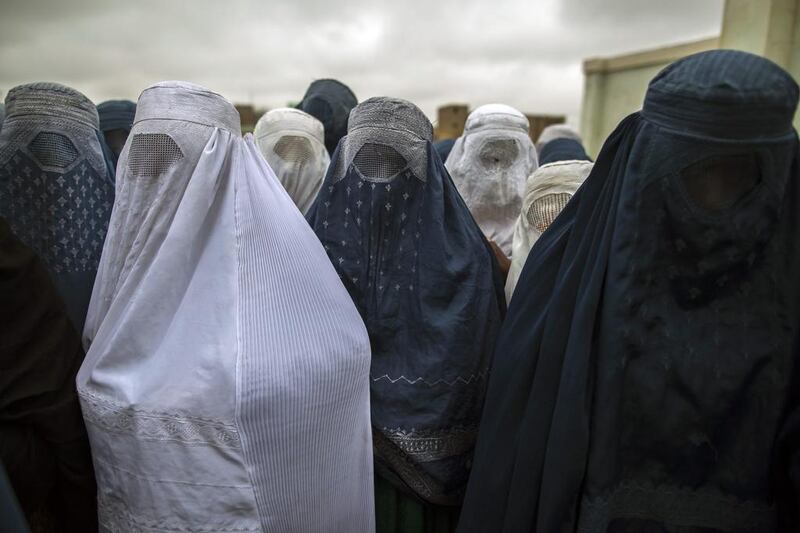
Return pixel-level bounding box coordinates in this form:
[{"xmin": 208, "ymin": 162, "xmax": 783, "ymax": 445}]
[
  {"xmin": 0, "ymin": 83, "xmax": 115, "ymax": 335},
  {"xmin": 308, "ymin": 97, "xmax": 505, "ymax": 506}
]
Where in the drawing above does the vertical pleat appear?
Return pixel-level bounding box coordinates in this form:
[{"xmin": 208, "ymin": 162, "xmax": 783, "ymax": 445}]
[{"xmin": 235, "ymin": 136, "xmax": 375, "ymax": 533}]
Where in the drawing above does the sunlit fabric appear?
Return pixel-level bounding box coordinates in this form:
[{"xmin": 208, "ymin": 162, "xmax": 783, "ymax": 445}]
[
  {"xmin": 0, "ymin": 82, "xmax": 114, "ymax": 334},
  {"xmin": 535, "ymin": 123, "xmax": 583, "ymax": 152},
  {"xmin": 254, "ymin": 108, "xmax": 330, "ymax": 214},
  {"xmin": 1, "ymin": 216, "xmax": 97, "ymax": 532},
  {"xmin": 505, "ymin": 159, "xmax": 592, "ymax": 301},
  {"xmin": 298, "ymin": 78, "xmax": 358, "ymax": 155},
  {"xmin": 459, "ymin": 50, "xmax": 800, "ymax": 533},
  {"xmin": 79, "ymin": 81, "xmax": 375, "ymax": 533},
  {"xmin": 446, "ymin": 104, "xmax": 538, "ymax": 255},
  {"xmin": 308, "ymin": 97, "xmax": 505, "ymax": 508}
]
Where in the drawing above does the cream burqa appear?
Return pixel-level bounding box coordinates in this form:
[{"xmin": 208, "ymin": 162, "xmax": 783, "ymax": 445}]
[
  {"xmin": 505, "ymin": 160, "xmax": 593, "ymax": 301},
  {"xmin": 78, "ymin": 81, "xmax": 375, "ymax": 532},
  {"xmin": 254, "ymin": 108, "xmax": 330, "ymax": 214},
  {"xmin": 446, "ymin": 104, "xmax": 538, "ymax": 255}
]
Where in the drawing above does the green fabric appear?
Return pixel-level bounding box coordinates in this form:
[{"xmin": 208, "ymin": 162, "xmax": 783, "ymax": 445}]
[{"xmin": 375, "ymin": 475, "xmax": 460, "ymax": 533}]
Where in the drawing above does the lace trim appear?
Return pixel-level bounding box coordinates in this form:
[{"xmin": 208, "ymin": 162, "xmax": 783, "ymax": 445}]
[
  {"xmin": 79, "ymin": 389, "xmax": 241, "ymax": 449},
  {"xmin": 382, "ymin": 426, "xmax": 476, "ymax": 462},
  {"xmin": 98, "ymin": 493, "xmax": 260, "ymax": 532},
  {"xmin": 577, "ymin": 481, "xmax": 776, "ymax": 532}
]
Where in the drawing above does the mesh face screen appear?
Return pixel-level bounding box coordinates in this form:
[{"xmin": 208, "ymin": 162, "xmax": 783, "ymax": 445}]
[
  {"xmin": 527, "ymin": 192, "xmax": 572, "ymax": 233},
  {"xmin": 680, "ymin": 154, "xmax": 760, "ymax": 211},
  {"xmin": 273, "ymin": 135, "xmax": 314, "ymax": 165},
  {"xmin": 28, "ymin": 132, "xmax": 79, "ymax": 168},
  {"xmin": 478, "ymin": 138, "xmax": 519, "ymax": 171},
  {"xmin": 127, "ymin": 133, "xmax": 183, "ymax": 178},
  {"xmin": 353, "ymin": 142, "xmax": 408, "ymax": 179}
]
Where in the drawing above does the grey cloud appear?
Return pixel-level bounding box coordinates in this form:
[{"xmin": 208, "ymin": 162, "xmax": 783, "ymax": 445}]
[{"xmin": 0, "ymin": 0, "xmax": 724, "ymax": 123}]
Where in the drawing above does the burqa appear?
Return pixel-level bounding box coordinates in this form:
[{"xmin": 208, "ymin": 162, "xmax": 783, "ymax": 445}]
[{"xmin": 459, "ymin": 50, "xmax": 800, "ymax": 532}]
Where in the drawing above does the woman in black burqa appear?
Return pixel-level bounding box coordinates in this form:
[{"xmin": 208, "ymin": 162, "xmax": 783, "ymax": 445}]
[
  {"xmin": 0, "ymin": 216, "xmax": 97, "ymax": 532},
  {"xmin": 458, "ymin": 50, "xmax": 800, "ymax": 532}
]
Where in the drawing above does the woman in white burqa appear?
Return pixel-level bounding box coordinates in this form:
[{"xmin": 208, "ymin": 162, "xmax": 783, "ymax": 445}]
[
  {"xmin": 78, "ymin": 81, "xmax": 375, "ymax": 533},
  {"xmin": 445, "ymin": 104, "xmax": 538, "ymax": 256},
  {"xmin": 253, "ymin": 108, "xmax": 330, "ymax": 214}
]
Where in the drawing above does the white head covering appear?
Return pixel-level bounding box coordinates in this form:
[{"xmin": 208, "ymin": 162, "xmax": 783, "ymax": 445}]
[
  {"xmin": 78, "ymin": 81, "xmax": 375, "ymax": 532},
  {"xmin": 535, "ymin": 123, "xmax": 583, "ymax": 152},
  {"xmin": 254, "ymin": 108, "xmax": 330, "ymax": 214},
  {"xmin": 445, "ymin": 104, "xmax": 538, "ymax": 255},
  {"xmin": 505, "ymin": 159, "xmax": 593, "ymax": 302}
]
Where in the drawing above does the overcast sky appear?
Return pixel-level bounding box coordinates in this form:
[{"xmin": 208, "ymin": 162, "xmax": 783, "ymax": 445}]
[{"xmin": 0, "ymin": 0, "xmax": 724, "ymax": 124}]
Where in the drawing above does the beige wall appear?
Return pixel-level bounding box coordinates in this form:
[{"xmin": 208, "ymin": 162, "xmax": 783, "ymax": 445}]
[
  {"xmin": 580, "ymin": 0, "xmax": 800, "ymax": 156},
  {"xmin": 720, "ymin": 0, "xmax": 800, "ymax": 130},
  {"xmin": 580, "ymin": 39, "xmax": 718, "ymax": 156}
]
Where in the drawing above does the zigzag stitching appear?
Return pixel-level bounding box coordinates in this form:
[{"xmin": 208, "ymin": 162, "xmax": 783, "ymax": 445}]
[{"xmin": 371, "ymin": 371, "xmax": 487, "ymax": 387}]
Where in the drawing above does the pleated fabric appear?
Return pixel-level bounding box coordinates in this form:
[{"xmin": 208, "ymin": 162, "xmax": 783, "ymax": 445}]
[
  {"xmin": 505, "ymin": 159, "xmax": 592, "ymax": 302},
  {"xmin": 0, "ymin": 82, "xmax": 115, "ymax": 335},
  {"xmin": 254, "ymin": 108, "xmax": 330, "ymax": 214},
  {"xmin": 459, "ymin": 49, "xmax": 800, "ymax": 533},
  {"xmin": 78, "ymin": 81, "xmax": 374, "ymax": 532},
  {"xmin": 446, "ymin": 104, "xmax": 538, "ymax": 255}
]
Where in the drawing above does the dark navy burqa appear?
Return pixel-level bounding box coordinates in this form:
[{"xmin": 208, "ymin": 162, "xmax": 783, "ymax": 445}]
[
  {"xmin": 458, "ymin": 50, "xmax": 800, "ymax": 533},
  {"xmin": 307, "ymin": 97, "xmax": 505, "ymax": 506},
  {"xmin": 434, "ymin": 138, "xmax": 456, "ymax": 163},
  {"xmin": 0, "ymin": 83, "xmax": 115, "ymax": 335},
  {"xmin": 97, "ymin": 99, "xmax": 136, "ymax": 168},
  {"xmin": 538, "ymin": 137, "xmax": 591, "ymax": 165},
  {"xmin": 298, "ymin": 78, "xmax": 358, "ymax": 156}
]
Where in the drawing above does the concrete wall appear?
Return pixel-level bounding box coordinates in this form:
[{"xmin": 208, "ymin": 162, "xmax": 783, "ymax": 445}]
[{"xmin": 580, "ymin": 0, "xmax": 800, "ymax": 156}]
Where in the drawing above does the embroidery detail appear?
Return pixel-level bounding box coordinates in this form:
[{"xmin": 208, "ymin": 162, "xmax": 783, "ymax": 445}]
[
  {"xmin": 97, "ymin": 492, "xmax": 260, "ymax": 533},
  {"xmin": 78, "ymin": 389, "xmax": 241, "ymax": 449},
  {"xmin": 382, "ymin": 426, "xmax": 477, "ymax": 463},
  {"xmin": 371, "ymin": 370, "xmax": 487, "ymax": 387},
  {"xmin": 0, "ymin": 149, "xmax": 112, "ymax": 274}
]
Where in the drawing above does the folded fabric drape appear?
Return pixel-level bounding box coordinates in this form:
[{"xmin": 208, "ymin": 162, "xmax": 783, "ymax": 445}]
[{"xmin": 79, "ymin": 81, "xmax": 375, "ymax": 533}]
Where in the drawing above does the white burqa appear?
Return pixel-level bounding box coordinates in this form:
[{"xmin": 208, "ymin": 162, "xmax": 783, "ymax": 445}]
[
  {"xmin": 505, "ymin": 160, "xmax": 593, "ymax": 302},
  {"xmin": 254, "ymin": 108, "xmax": 330, "ymax": 214},
  {"xmin": 445, "ymin": 104, "xmax": 538, "ymax": 255},
  {"xmin": 78, "ymin": 81, "xmax": 375, "ymax": 533}
]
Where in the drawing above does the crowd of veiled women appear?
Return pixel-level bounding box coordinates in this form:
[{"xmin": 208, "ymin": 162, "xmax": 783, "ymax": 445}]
[{"xmin": 1, "ymin": 49, "xmax": 799, "ymax": 533}]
